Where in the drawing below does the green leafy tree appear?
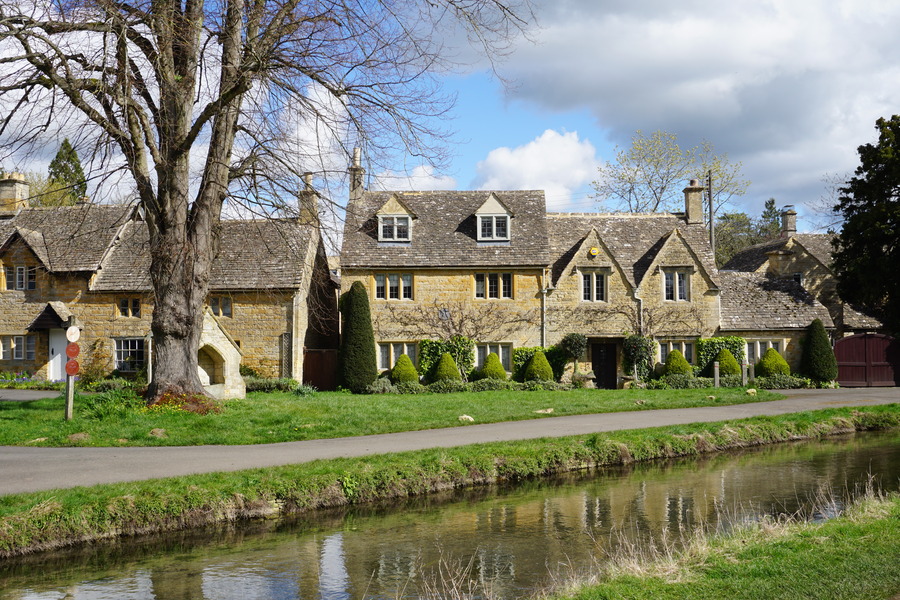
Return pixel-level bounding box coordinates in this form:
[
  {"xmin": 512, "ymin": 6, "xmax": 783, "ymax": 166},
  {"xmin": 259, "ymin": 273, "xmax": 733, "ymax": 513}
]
[
  {"xmin": 479, "ymin": 352, "xmax": 507, "ymax": 381},
  {"xmin": 523, "ymin": 350, "xmax": 554, "ymax": 381},
  {"xmin": 715, "ymin": 199, "xmax": 783, "ymax": 266},
  {"xmin": 833, "ymin": 115, "xmax": 900, "ymax": 334},
  {"xmin": 714, "ymin": 348, "xmax": 741, "ymax": 376},
  {"xmin": 757, "ymin": 198, "xmax": 782, "ymax": 239},
  {"xmin": 47, "ymin": 139, "xmax": 87, "ymax": 203},
  {"xmin": 801, "ymin": 319, "xmax": 838, "ymax": 383},
  {"xmin": 434, "ymin": 353, "xmax": 462, "ymax": 382},
  {"xmin": 664, "ymin": 349, "xmax": 693, "ymax": 375},
  {"xmin": 756, "ymin": 347, "xmax": 790, "ymax": 377},
  {"xmin": 623, "ymin": 334, "xmax": 656, "ymax": 381},
  {"xmin": 390, "ymin": 354, "xmax": 418, "ymax": 384},
  {"xmin": 559, "ymin": 333, "xmax": 588, "ymax": 374},
  {"xmin": 338, "ymin": 282, "xmax": 377, "ymax": 393}
]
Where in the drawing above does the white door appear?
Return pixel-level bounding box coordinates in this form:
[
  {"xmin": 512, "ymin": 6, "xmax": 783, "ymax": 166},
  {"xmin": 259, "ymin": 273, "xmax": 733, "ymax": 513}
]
[{"xmin": 48, "ymin": 329, "xmax": 66, "ymax": 381}]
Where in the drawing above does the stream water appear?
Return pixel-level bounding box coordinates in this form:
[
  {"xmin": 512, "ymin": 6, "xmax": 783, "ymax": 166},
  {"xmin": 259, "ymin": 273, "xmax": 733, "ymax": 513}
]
[{"xmin": 2, "ymin": 430, "xmax": 899, "ymax": 599}]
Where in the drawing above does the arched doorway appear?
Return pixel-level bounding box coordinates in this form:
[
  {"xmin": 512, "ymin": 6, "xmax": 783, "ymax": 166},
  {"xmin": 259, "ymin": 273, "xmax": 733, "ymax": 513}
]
[{"xmin": 198, "ymin": 345, "xmax": 225, "ymax": 386}]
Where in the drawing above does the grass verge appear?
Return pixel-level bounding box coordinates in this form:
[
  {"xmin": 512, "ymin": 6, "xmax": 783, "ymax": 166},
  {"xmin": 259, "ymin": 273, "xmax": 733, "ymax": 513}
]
[
  {"xmin": 0, "ymin": 387, "xmax": 781, "ymax": 447},
  {"xmin": 547, "ymin": 491, "xmax": 900, "ymax": 600},
  {"xmin": 1, "ymin": 404, "xmax": 897, "ymax": 559}
]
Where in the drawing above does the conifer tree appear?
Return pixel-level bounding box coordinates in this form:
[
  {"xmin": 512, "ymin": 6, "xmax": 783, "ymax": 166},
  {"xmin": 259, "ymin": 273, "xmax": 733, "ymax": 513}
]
[
  {"xmin": 801, "ymin": 319, "xmax": 838, "ymax": 383},
  {"xmin": 338, "ymin": 281, "xmax": 377, "ymax": 393},
  {"xmin": 47, "ymin": 139, "xmax": 87, "ymax": 204}
]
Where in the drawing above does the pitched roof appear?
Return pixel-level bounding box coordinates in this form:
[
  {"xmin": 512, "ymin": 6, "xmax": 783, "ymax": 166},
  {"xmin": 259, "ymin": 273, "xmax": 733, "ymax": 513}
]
[
  {"xmin": 92, "ymin": 218, "xmax": 315, "ymax": 291},
  {"xmin": 718, "ymin": 271, "xmax": 834, "ymax": 330},
  {"xmin": 546, "ymin": 213, "xmax": 719, "ymax": 289},
  {"xmin": 0, "ymin": 204, "xmax": 134, "ymax": 271},
  {"xmin": 340, "ymin": 190, "xmax": 550, "ymax": 269},
  {"xmin": 721, "ymin": 233, "xmax": 835, "ymax": 272}
]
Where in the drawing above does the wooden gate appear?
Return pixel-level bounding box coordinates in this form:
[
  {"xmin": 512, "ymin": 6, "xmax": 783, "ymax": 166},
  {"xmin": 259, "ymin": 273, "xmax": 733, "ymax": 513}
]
[
  {"xmin": 303, "ymin": 349, "xmax": 338, "ymax": 390},
  {"xmin": 834, "ymin": 334, "xmax": 899, "ymax": 387}
]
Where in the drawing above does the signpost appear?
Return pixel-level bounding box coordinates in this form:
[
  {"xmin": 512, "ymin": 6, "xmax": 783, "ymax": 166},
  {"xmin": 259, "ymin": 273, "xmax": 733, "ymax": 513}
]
[{"xmin": 64, "ymin": 325, "xmax": 80, "ymax": 421}]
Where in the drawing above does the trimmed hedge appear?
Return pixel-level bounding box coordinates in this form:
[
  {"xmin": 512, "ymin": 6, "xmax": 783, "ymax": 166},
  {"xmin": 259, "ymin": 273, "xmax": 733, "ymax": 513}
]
[
  {"xmin": 479, "ymin": 352, "xmax": 508, "ymax": 381},
  {"xmin": 714, "ymin": 348, "xmax": 741, "ymax": 376},
  {"xmin": 756, "ymin": 347, "xmax": 790, "ymax": 377},
  {"xmin": 418, "ymin": 336, "xmax": 475, "ymax": 382},
  {"xmin": 801, "ymin": 318, "xmax": 838, "ymax": 383},
  {"xmin": 434, "ymin": 353, "xmax": 462, "ymax": 382},
  {"xmin": 665, "ymin": 349, "xmax": 693, "ymax": 375},
  {"xmin": 390, "ymin": 354, "xmax": 419, "ymax": 384},
  {"xmin": 513, "ymin": 346, "xmax": 567, "ymax": 381},
  {"xmin": 696, "ymin": 336, "xmax": 746, "ymax": 374},
  {"xmin": 523, "ymin": 350, "xmax": 554, "ymax": 381}
]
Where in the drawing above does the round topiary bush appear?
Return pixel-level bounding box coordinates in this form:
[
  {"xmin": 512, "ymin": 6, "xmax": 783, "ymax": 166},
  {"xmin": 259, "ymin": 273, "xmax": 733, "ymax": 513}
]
[
  {"xmin": 665, "ymin": 349, "xmax": 693, "ymax": 375},
  {"xmin": 524, "ymin": 350, "xmax": 554, "ymax": 381},
  {"xmin": 801, "ymin": 318, "xmax": 838, "ymax": 383},
  {"xmin": 756, "ymin": 347, "xmax": 790, "ymax": 377},
  {"xmin": 714, "ymin": 348, "xmax": 741, "ymax": 376},
  {"xmin": 391, "ymin": 354, "xmax": 419, "ymax": 384},
  {"xmin": 434, "ymin": 352, "xmax": 462, "ymax": 382},
  {"xmin": 480, "ymin": 352, "xmax": 507, "ymax": 381}
]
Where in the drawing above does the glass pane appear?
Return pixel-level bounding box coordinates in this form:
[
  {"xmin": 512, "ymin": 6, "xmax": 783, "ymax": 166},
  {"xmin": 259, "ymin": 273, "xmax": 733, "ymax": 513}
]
[
  {"xmin": 772, "ymin": 341, "xmax": 780, "ymax": 352},
  {"xmin": 375, "ymin": 274, "xmax": 385, "ymax": 299},
  {"xmin": 16, "ymin": 267, "xmax": 25, "ymax": 290},
  {"xmin": 381, "ymin": 217, "xmax": 394, "ymax": 240},
  {"xmin": 119, "ymin": 298, "xmax": 130, "ymax": 316},
  {"xmin": 406, "ymin": 344, "xmax": 417, "ymax": 367},
  {"xmin": 475, "ymin": 274, "xmax": 485, "ymax": 298},
  {"xmin": 747, "ymin": 343, "xmax": 756, "ymax": 362},
  {"xmin": 480, "ymin": 217, "xmax": 492, "ymax": 239},
  {"xmin": 595, "ymin": 273, "xmax": 605, "ymax": 301},
  {"xmin": 392, "ymin": 344, "xmax": 404, "ymax": 367},
  {"xmin": 379, "ymin": 344, "xmax": 390, "ymax": 370},
  {"xmin": 583, "ymin": 273, "xmax": 591, "ymax": 301},
  {"xmin": 477, "ymin": 345, "xmax": 487, "ymax": 367},
  {"xmin": 660, "ymin": 342, "xmax": 669, "ymax": 363},
  {"xmin": 222, "ymin": 297, "xmax": 232, "ymax": 317},
  {"xmin": 388, "ymin": 274, "xmax": 399, "ymax": 299},
  {"xmin": 684, "ymin": 343, "xmax": 694, "ymax": 363},
  {"xmin": 500, "ymin": 345, "xmax": 511, "ymax": 370},
  {"xmin": 395, "ymin": 217, "xmax": 409, "ymax": 240},
  {"xmin": 402, "ymin": 274, "xmax": 413, "ymax": 299},
  {"xmin": 488, "ymin": 273, "xmax": 498, "ymax": 298},
  {"xmin": 495, "ymin": 216, "xmax": 508, "ymax": 239},
  {"xmin": 664, "ymin": 272, "xmax": 674, "ymax": 300},
  {"xmin": 678, "ymin": 272, "xmax": 688, "ymax": 301},
  {"xmin": 131, "ymin": 299, "xmax": 141, "ymax": 318},
  {"xmin": 502, "ymin": 273, "xmax": 512, "ymax": 298},
  {"xmin": 26, "ymin": 267, "xmax": 36, "ymax": 290}
]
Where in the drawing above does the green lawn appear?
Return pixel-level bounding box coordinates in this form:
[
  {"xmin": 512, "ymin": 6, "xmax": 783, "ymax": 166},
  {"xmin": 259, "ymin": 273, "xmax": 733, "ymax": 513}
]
[{"xmin": 0, "ymin": 387, "xmax": 781, "ymax": 447}]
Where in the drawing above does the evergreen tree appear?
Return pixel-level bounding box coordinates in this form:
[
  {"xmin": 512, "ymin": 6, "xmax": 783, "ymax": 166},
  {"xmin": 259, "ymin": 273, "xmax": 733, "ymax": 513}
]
[
  {"xmin": 714, "ymin": 348, "xmax": 741, "ymax": 376},
  {"xmin": 338, "ymin": 281, "xmax": 377, "ymax": 393},
  {"xmin": 757, "ymin": 198, "xmax": 782, "ymax": 239},
  {"xmin": 479, "ymin": 352, "xmax": 507, "ymax": 381},
  {"xmin": 524, "ymin": 350, "xmax": 554, "ymax": 381},
  {"xmin": 434, "ymin": 352, "xmax": 462, "ymax": 382},
  {"xmin": 390, "ymin": 354, "xmax": 418, "ymax": 384},
  {"xmin": 801, "ymin": 319, "xmax": 838, "ymax": 383},
  {"xmin": 665, "ymin": 349, "xmax": 693, "ymax": 375},
  {"xmin": 47, "ymin": 139, "xmax": 87, "ymax": 204},
  {"xmin": 756, "ymin": 347, "xmax": 790, "ymax": 377}
]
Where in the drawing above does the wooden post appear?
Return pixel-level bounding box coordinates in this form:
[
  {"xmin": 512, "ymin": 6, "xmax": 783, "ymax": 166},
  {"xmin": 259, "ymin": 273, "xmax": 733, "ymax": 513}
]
[
  {"xmin": 64, "ymin": 374, "xmax": 74, "ymax": 421},
  {"xmin": 713, "ymin": 361, "xmax": 720, "ymax": 388},
  {"xmin": 741, "ymin": 363, "xmax": 748, "ymax": 386}
]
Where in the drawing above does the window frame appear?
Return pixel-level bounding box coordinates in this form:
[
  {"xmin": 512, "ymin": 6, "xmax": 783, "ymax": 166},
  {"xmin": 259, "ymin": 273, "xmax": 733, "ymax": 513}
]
[
  {"xmin": 378, "ymin": 215, "xmax": 411, "ymax": 242},
  {"xmin": 659, "ymin": 339, "xmax": 696, "ymax": 364},
  {"xmin": 377, "ymin": 341, "xmax": 418, "ymax": 371},
  {"xmin": 746, "ymin": 339, "xmax": 783, "ymax": 364},
  {"xmin": 663, "ymin": 268, "xmax": 691, "ymax": 302},
  {"xmin": 581, "ymin": 270, "xmax": 607, "ymax": 302},
  {"xmin": 474, "ymin": 272, "xmax": 514, "ymax": 299},
  {"xmin": 118, "ymin": 297, "xmax": 141, "ymax": 318},
  {"xmin": 115, "ymin": 338, "xmax": 147, "ymax": 372},
  {"xmin": 209, "ymin": 295, "xmax": 233, "ymax": 318},
  {"xmin": 477, "ymin": 214, "xmax": 510, "ymax": 241},
  {"xmin": 476, "ymin": 343, "xmax": 512, "ymax": 371},
  {"xmin": 374, "ymin": 273, "xmax": 413, "ymax": 301}
]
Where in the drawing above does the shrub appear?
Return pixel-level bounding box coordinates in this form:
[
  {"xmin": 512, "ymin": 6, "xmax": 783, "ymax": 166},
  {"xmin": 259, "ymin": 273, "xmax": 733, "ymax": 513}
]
[
  {"xmin": 338, "ymin": 281, "xmax": 377, "ymax": 393},
  {"xmin": 665, "ymin": 349, "xmax": 693, "ymax": 375},
  {"xmin": 801, "ymin": 318, "xmax": 838, "ymax": 383},
  {"xmin": 365, "ymin": 378, "xmax": 396, "ymax": 394},
  {"xmin": 623, "ymin": 335, "xmax": 656, "ymax": 381},
  {"xmin": 87, "ymin": 377, "xmax": 134, "ymax": 393},
  {"xmin": 434, "ymin": 352, "xmax": 462, "ymax": 382},
  {"xmin": 418, "ymin": 336, "xmax": 475, "ymax": 382},
  {"xmin": 390, "ymin": 354, "xmax": 419, "ymax": 384},
  {"xmin": 756, "ymin": 347, "xmax": 790, "ymax": 377},
  {"xmin": 244, "ymin": 377, "xmax": 299, "ymax": 393},
  {"xmin": 696, "ymin": 336, "xmax": 746, "ymax": 375},
  {"xmin": 713, "ymin": 348, "xmax": 741, "ymax": 376},
  {"xmin": 559, "ymin": 333, "xmax": 588, "ymax": 371},
  {"xmin": 79, "ymin": 340, "xmax": 112, "ymax": 385},
  {"xmin": 523, "ymin": 350, "xmax": 554, "ymax": 381},
  {"xmin": 479, "ymin": 352, "xmax": 507, "ymax": 380},
  {"xmin": 427, "ymin": 379, "xmax": 468, "ymax": 393},
  {"xmin": 751, "ymin": 374, "xmax": 810, "ymax": 389},
  {"xmin": 395, "ymin": 381, "xmax": 428, "ymax": 394},
  {"xmin": 293, "ymin": 384, "xmax": 317, "ymax": 397},
  {"xmin": 471, "ymin": 378, "xmax": 511, "ymax": 392},
  {"xmin": 238, "ymin": 363, "xmax": 260, "ymax": 378},
  {"xmin": 512, "ymin": 346, "xmax": 567, "ymax": 381}
]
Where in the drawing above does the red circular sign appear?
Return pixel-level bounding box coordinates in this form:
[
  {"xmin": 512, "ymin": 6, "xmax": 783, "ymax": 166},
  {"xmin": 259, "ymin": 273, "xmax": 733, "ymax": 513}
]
[
  {"xmin": 65, "ymin": 360, "xmax": 80, "ymax": 376},
  {"xmin": 65, "ymin": 342, "xmax": 80, "ymax": 359}
]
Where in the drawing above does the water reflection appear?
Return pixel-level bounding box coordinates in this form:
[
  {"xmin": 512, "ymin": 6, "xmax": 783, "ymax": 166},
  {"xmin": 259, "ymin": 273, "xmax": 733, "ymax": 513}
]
[{"xmin": 3, "ymin": 431, "xmax": 899, "ymax": 599}]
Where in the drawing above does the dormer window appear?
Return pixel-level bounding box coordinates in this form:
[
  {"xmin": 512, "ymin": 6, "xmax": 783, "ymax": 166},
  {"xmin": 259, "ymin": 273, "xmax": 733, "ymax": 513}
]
[
  {"xmin": 478, "ymin": 215, "xmax": 509, "ymax": 241},
  {"xmin": 379, "ymin": 215, "xmax": 410, "ymax": 242}
]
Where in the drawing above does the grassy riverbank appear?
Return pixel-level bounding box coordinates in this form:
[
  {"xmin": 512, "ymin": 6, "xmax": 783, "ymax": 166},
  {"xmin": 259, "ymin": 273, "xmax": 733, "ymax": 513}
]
[
  {"xmin": 0, "ymin": 387, "xmax": 781, "ymax": 446},
  {"xmin": 1, "ymin": 404, "xmax": 898, "ymax": 559},
  {"xmin": 548, "ymin": 492, "xmax": 900, "ymax": 600}
]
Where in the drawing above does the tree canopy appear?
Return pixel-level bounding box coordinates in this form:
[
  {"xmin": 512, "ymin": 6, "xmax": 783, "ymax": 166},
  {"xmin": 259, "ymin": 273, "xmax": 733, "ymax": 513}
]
[
  {"xmin": 714, "ymin": 198, "xmax": 783, "ymax": 266},
  {"xmin": 47, "ymin": 139, "xmax": 86, "ymax": 202},
  {"xmin": 832, "ymin": 115, "xmax": 900, "ymax": 334},
  {"xmin": 593, "ymin": 130, "xmax": 749, "ymax": 215}
]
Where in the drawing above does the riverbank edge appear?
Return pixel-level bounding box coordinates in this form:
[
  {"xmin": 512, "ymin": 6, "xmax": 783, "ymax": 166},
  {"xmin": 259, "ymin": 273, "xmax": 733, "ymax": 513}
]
[{"xmin": 1, "ymin": 404, "xmax": 898, "ymax": 560}]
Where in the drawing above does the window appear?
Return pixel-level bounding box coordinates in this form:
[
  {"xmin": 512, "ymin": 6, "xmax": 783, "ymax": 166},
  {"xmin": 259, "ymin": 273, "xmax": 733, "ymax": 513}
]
[
  {"xmin": 793, "ymin": 272, "xmax": 804, "ymax": 286},
  {"xmin": 659, "ymin": 340, "xmax": 695, "ymax": 364},
  {"xmin": 476, "ymin": 343, "xmax": 512, "ymax": 371},
  {"xmin": 581, "ymin": 271, "xmax": 607, "ymax": 302},
  {"xmin": 378, "ymin": 342, "xmax": 417, "ymax": 371},
  {"xmin": 7, "ymin": 335, "xmax": 35, "ymax": 361},
  {"xmin": 115, "ymin": 338, "xmax": 146, "ymax": 372},
  {"xmin": 474, "ymin": 273, "xmax": 513, "ymax": 299},
  {"xmin": 378, "ymin": 215, "xmax": 411, "ymax": 241},
  {"xmin": 4, "ymin": 265, "xmax": 36, "ymax": 290},
  {"xmin": 746, "ymin": 340, "xmax": 782, "ymax": 364},
  {"xmin": 663, "ymin": 269, "xmax": 690, "ymax": 301},
  {"xmin": 374, "ymin": 273, "xmax": 413, "ymax": 300},
  {"xmin": 210, "ymin": 296, "xmax": 232, "ymax": 317},
  {"xmin": 477, "ymin": 215, "xmax": 510, "ymax": 241},
  {"xmin": 118, "ymin": 298, "xmax": 141, "ymax": 318}
]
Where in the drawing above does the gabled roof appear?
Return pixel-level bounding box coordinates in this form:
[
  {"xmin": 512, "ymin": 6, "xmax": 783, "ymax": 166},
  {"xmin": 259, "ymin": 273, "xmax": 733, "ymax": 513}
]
[
  {"xmin": 634, "ymin": 228, "xmax": 720, "ymax": 292},
  {"xmin": 0, "ymin": 204, "xmax": 134, "ymax": 272},
  {"xmin": 721, "ymin": 233, "xmax": 835, "ymax": 273},
  {"xmin": 718, "ymin": 271, "xmax": 834, "ymax": 330},
  {"xmin": 341, "ymin": 190, "xmax": 549, "ymax": 269},
  {"xmin": 92, "ymin": 218, "xmax": 315, "ymax": 292},
  {"xmin": 554, "ymin": 227, "xmax": 631, "ymax": 290},
  {"xmin": 546, "ymin": 213, "xmax": 718, "ymax": 289}
]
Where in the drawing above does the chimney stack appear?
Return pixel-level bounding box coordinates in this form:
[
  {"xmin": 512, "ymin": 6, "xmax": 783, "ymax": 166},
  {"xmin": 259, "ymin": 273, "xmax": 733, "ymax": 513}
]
[
  {"xmin": 0, "ymin": 172, "xmax": 30, "ymax": 215},
  {"xmin": 298, "ymin": 172, "xmax": 319, "ymax": 225},
  {"xmin": 682, "ymin": 179, "xmax": 705, "ymax": 225},
  {"xmin": 780, "ymin": 206, "xmax": 797, "ymax": 238},
  {"xmin": 349, "ymin": 147, "xmax": 365, "ymax": 202}
]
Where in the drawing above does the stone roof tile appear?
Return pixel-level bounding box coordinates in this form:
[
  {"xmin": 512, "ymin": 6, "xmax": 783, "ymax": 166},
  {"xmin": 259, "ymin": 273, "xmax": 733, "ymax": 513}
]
[{"xmin": 718, "ymin": 271, "xmax": 833, "ymax": 330}]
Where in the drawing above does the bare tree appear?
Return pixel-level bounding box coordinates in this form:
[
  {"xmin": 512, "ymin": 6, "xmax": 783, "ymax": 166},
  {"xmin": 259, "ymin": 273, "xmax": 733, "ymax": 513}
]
[
  {"xmin": 379, "ymin": 301, "xmax": 539, "ymax": 342},
  {"xmin": 550, "ymin": 302, "xmax": 706, "ymax": 338},
  {"xmin": 0, "ymin": 0, "xmax": 532, "ymax": 401}
]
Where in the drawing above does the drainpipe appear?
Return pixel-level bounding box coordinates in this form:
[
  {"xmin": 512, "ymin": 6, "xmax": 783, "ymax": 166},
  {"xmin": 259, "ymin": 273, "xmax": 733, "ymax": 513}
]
[{"xmin": 540, "ymin": 268, "xmax": 549, "ymax": 347}]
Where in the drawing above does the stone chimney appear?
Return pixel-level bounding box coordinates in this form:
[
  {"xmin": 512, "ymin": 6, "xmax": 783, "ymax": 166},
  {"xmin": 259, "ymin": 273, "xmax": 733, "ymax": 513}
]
[
  {"xmin": 0, "ymin": 172, "xmax": 30, "ymax": 214},
  {"xmin": 682, "ymin": 179, "xmax": 705, "ymax": 225},
  {"xmin": 298, "ymin": 172, "xmax": 319, "ymax": 225},
  {"xmin": 349, "ymin": 147, "xmax": 365, "ymax": 202},
  {"xmin": 780, "ymin": 206, "xmax": 797, "ymax": 238}
]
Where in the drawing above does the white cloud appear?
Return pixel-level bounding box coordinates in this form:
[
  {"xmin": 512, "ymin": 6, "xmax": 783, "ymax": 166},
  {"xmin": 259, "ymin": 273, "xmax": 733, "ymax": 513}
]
[
  {"xmin": 473, "ymin": 130, "xmax": 597, "ymax": 210},
  {"xmin": 373, "ymin": 165, "xmax": 457, "ymax": 191}
]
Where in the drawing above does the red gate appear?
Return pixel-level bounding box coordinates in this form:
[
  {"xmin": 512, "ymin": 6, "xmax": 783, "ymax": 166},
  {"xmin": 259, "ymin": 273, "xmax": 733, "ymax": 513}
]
[
  {"xmin": 834, "ymin": 334, "xmax": 899, "ymax": 387},
  {"xmin": 303, "ymin": 349, "xmax": 338, "ymax": 391}
]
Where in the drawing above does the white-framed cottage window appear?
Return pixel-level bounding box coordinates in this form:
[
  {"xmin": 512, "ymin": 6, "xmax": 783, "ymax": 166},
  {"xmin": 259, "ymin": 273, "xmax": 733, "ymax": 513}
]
[
  {"xmin": 118, "ymin": 298, "xmax": 141, "ymax": 318},
  {"xmin": 476, "ymin": 343, "xmax": 512, "ymax": 371},
  {"xmin": 5, "ymin": 266, "xmax": 36, "ymax": 291},
  {"xmin": 581, "ymin": 271, "xmax": 607, "ymax": 302},
  {"xmin": 378, "ymin": 342, "xmax": 417, "ymax": 371},
  {"xmin": 9, "ymin": 335, "xmax": 35, "ymax": 361},
  {"xmin": 478, "ymin": 215, "xmax": 509, "ymax": 241},
  {"xmin": 746, "ymin": 339, "xmax": 782, "ymax": 364},
  {"xmin": 474, "ymin": 273, "xmax": 513, "ymax": 299},
  {"xmin": 210, "ymin": 296, "xmax": 233, "ymax": 317},
  {"xmin": 378, "ymin": 215, "xmax": 411, "ymax": 242},
  {"xmin": 659, "ymin": 339, "xmax": 695, "ymax": 364},
  {"xmin": 115, "ymin": 338, "xmax": 146, "ymax": 372},
  {"xmin": 374, "ymin": 273, "xmax": 413, "ymax": 300},
  {"xmin": 663, "ymin": 269, "xmax": 690, "ymax": 301}
]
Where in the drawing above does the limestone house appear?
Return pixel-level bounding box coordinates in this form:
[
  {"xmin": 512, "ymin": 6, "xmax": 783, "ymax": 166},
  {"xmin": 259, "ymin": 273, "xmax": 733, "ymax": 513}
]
[{"xmin": 0, "ymin": 173, "xmax": 338, "ymax": 397}]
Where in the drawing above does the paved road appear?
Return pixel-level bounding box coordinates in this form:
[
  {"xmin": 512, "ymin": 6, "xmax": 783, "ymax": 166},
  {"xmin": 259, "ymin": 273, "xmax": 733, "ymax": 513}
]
[
  {"xmin": 0, "ymin": 389, "xmax": 61, "ymax": 401},
  {"xmin": 1, "ymin": 388, "xmax": 897, "ymax": 495}
]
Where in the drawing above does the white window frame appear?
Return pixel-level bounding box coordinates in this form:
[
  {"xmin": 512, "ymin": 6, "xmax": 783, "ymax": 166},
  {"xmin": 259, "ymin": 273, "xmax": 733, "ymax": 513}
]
[
  {"xmin": 663, "ymin": 269, "xmax": 690, "ymax": 302},
  {"xmin": 0, "ymin": 337, "xmax": 9, "ymax": 359},
  {"xmin": 115, "ymin": 338, "xmax": 146, "ymax": 372},
  {"xmin": 210, "ymin": 296, "xmax": 233, "ymax": 317},
  {"xmin": 12, "ymin": 335, "xmax": 25, "ymax": 360},
  {"xmin": 476, "ymin": 343, "xmax": 512, "ymax": 371},
  {"xmin": 378, "ymin": 215, "xmax": 411, "ymax": 242},
  {"xmin": 659, "ymin": 339, "xmax": 695, "ymax": 364},
  {"xmin": 581, "ymin": 270, "xmax": 607, "ymax": 302},
  {"xmin": 378, "ymin": 342, "xmax": 418, "ymax": 371},
  {"xmin": 4, "ymin": 266, "xmax": 36, "ymax": 291},
  {"xmin": 746, "ymin": 339, "xmax": 783, "ymax": 364},
  {"xmin": 374, "ymin": 273, "xmax": 413, "ymax": 300},
  {"xmin": 477, "ymin": 214, "xmax": 510, "ymax": 241},
  {"xmin": 474, "ymin": 272, "xmax": 513, "ymax": 299}
]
